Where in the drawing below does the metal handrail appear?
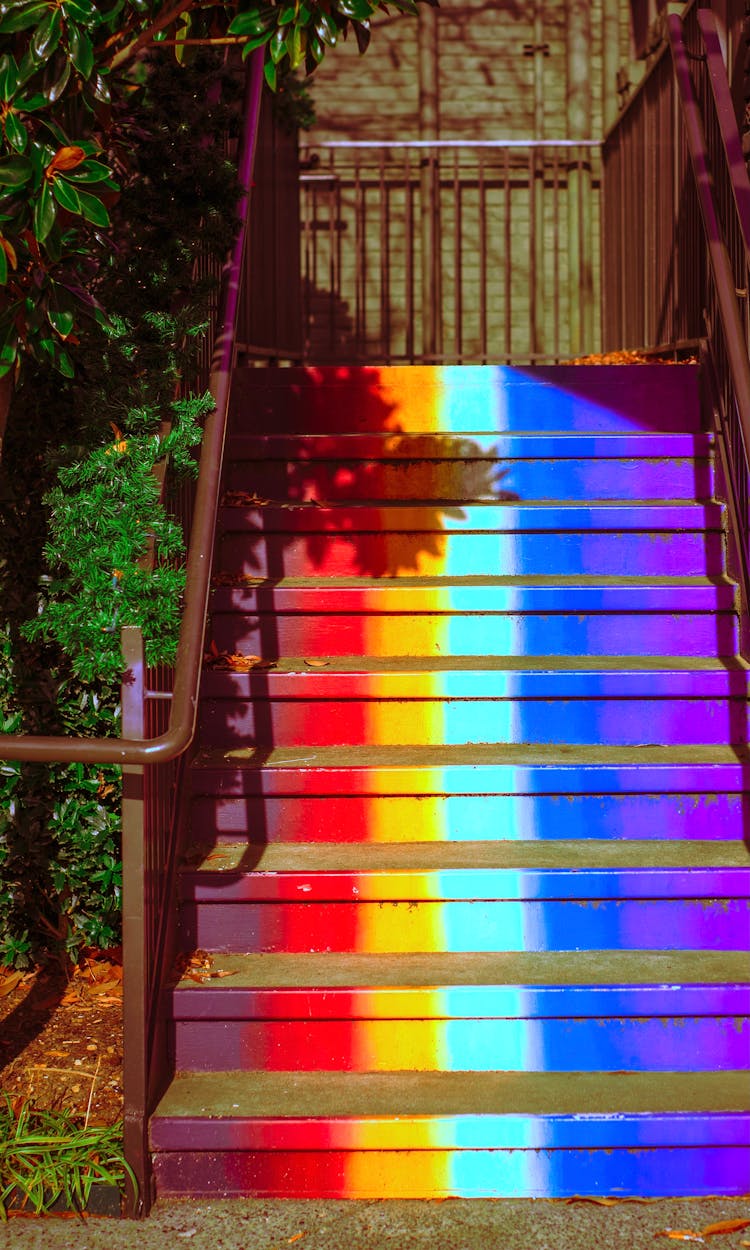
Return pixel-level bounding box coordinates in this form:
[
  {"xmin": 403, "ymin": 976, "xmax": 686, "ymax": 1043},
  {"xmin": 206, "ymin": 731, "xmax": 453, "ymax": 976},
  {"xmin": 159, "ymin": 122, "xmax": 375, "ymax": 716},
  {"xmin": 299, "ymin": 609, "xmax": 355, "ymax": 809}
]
[
  {"xmin": 0, "ymin": 50, "xmax": 264, "ymax": 766},
  {"xmin": 695, "ymin": 9, "xmax": 750, "ymax": 257},
  {"xmin": 667, "ymin": 13, "xmax": 750, "ymax": 490}
]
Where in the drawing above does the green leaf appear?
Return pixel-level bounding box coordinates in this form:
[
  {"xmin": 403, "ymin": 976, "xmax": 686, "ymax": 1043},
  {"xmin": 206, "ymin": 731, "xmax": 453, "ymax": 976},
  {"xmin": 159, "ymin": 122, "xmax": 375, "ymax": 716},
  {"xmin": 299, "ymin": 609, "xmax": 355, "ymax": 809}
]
[
  {"xmin": 228, "ymin": 7, "xmax": 276, "ymax": 37},
  {"xmin": 263, "ymin": 56, "xmax": 277, "ymax": 91},
  {"xmin": 91, "ymin": 72, "xmax": 110, "ymax": 103},
  {"xmin": 276, "ymin": 4, "xmax": 295, "ymax": 22},
  {"xmin": 0, "ymin": 319, "xmax": 17, "ymax": 375},
  {"xmin": 314, "ymin": 12, "xmax": 339, "ymax": 46},
  {"xmin": 269, "ymin": 25, "xmax": 287, "ymax": 64},
  {"xmin": 51, "ymin": 175, "xmax": 81, "ymax": 213},
  {"xmin": 46, "ymin": 54, "xmax": 71, "ymax": 102},
  {"xmin": 240, "ymin": 32, "xmax": 274, "ymax": 56},
  {"xmin": 0, "ymin": 155, "xmax": 33, "ymax": 187},
  {"xmin": 289, "ymin": 22, "xmax": 305, "ymax": 69},
  {"xmin": 4, "ymin": 112, "xmax": 28, "ymax": 154},
  {"xmin": 64, "ymin": 160, "xmax": 112, "ymax": 184},
  {"xmin": 0, "ymin": 53, "xmax": 18, "ymax": 102},
  {"xmin": 48, "ymin": 307, "xmax": 75, "ymax": 338},
  {"xmin": 76, "ymin": 188, "xmax": 109, "ymax": 227},
  {"xmin": 333, "ymin": 0, "xmax": 374, "ymax": 18},
  {"xmin": 307, "ymin": 30, "xmax": 325, "ymax": 64},
  {"xmin": 56, "ymin": 347, "xmax": 74, "ymax": 376},
  {"xmin": 63, "ymin": 0, "xmax": 95, "ymax": 18},
  {"xmin": 31, "ymin": 8, "xmax": 62, "ymax": 63},
  {"xmin": 0, "ymin": 2, "xmax": 51, "ymax": 35},
  {"xmin": 68, "ymin": 24, "xmax": 94, "ymax": 79},
  {"xmin": 34, "ymin": 178, "xmax": 56, "ymax": 241},
  {"xmin": 0, "ymin": 246, "xmax": 7, "ymax": 286},
  {"xmin": 353, "ymin": 19, "xmax": 371, "ymax": 53}
]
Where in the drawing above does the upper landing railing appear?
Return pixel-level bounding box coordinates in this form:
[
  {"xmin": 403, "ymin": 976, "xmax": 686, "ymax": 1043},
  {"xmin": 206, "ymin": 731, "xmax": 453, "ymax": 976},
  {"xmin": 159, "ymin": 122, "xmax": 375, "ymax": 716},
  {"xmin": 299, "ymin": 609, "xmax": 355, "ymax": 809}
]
[
  {"xmin": 603, "ymin": 2, "xmax": 750, "ymax": 619},
  {"xmin": 300, "ymin": 137, "xmax": 602, "ymax": 364}
]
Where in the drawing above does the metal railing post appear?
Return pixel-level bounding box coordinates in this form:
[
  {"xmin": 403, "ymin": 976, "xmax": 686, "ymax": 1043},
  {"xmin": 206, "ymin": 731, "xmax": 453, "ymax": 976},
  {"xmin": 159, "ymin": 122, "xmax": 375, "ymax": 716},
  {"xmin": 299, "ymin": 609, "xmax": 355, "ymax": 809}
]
[{"xmin": 120, "ymin": 625, "xmax": 148, "ymax": 1215}]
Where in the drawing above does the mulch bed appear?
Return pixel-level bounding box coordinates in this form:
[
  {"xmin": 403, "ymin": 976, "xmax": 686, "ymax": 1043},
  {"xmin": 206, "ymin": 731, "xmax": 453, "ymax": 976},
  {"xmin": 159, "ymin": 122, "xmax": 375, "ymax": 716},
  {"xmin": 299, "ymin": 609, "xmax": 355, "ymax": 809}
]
[{"xmin": 0, "ymin": 952, "xmax": 123, "ymax": 1127}]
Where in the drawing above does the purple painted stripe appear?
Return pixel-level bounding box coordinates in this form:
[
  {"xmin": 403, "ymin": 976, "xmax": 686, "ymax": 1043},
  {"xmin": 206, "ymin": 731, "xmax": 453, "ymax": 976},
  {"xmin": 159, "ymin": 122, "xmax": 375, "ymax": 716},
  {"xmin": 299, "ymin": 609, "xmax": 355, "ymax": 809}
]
[
  {"xmin": 169, "ymin": 983, "xmax": 750, "ymax": 1021},
  {"xmin": 150, "ymin": 1111, "xmax": 750, "ymax": 1152},
  {"xmin": 180, "ymin": 867, "xmax": 750, "ymax": 903}
]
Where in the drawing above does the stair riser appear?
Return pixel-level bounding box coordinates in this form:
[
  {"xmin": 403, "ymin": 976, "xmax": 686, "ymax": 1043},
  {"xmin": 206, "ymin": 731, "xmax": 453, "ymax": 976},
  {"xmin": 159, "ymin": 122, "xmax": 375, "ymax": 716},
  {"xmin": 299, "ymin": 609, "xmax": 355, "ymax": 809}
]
[
  {"xmin": 189, "ymin": 792, "xmax": 744, "ymax": 844},
  {"xmin": 181, "ymin": 899, "xmax": 750, "ymax": 954},
  {"xmin": 228, "ymin": 365, "xmax": 703, "ymax": 434},
  {"xmin": 152, "ymin": 1143, "xmax": 748, "ymax": 1199},
  {"xmin": 198, "ymin": 697, "xmax": 750, "ymax": 748},
  {"xmin": 219, "ymin": 531, "xmax": 724, "ymax": 578},
  {"xmin": 227, "ymin": 432, "xmax": 715, "ymax": 461},
  {"xmin": 171, "ymin": 1016, "xmax": 750, "ymax": 1073},
  {"xmin": 224, "ymin": 458, "xmax": 714, "ymax": 502},
  {"xmin": 210, "ymin": 613, "xmax": 738, "ymax": 658}
]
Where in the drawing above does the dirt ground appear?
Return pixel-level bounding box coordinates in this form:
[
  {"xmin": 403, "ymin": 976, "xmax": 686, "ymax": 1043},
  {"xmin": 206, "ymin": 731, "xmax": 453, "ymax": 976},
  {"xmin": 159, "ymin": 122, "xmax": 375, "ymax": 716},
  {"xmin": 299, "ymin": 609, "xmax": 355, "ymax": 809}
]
[{"xmin": 0, "ymin": 952, "xmax": 123, "ymax": 1126}]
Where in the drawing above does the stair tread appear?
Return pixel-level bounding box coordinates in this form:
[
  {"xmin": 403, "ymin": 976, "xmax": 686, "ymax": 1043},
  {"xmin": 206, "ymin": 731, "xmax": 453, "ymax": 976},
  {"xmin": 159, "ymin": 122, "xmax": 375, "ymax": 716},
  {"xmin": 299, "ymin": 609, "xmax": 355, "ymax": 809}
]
[
  {"xmin": 194, "ymin": 742, "xmax": 750, "ymax": 768},
  {"xmin": 172, "ymin": 949, "xmax": 750, "ymax": 990},
  {"xmin": 183, "ymin": 839, "xmax": 750, "ymax": 874},
  {"xmin": 153, "ymin": 1069, "xmax": 749, "ymax": 1119},
  {"xmin": 213, "ymin": 574, "xmax": 735, "ymax": 588},
  {"xmin": 202, "ymin": 655, "xmax": 750, "ymax": 674}
]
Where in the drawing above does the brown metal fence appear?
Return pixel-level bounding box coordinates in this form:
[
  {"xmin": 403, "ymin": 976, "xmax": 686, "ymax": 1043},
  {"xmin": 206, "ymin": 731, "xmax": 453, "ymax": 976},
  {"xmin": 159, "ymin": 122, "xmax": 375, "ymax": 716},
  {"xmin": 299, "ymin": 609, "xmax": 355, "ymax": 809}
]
[
  {"xmin": 602, "ymin": 4, "xmax": 750, "ymax": 614},
  {"xmin": 300, "ymin": 139, "xmax": 602, "ymax": 364},
  {"xmin": 0, "ymin": 52, "xmax": 266, "ymax": 1215}
]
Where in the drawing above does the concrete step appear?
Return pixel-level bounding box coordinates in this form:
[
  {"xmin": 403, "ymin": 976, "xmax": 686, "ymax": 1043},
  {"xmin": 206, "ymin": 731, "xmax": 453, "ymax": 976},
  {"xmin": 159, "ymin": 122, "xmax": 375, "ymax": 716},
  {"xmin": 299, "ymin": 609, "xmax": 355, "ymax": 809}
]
[
  {"xmin": 223, "ymin": 433, "xmax": 715, "ymax": 502},
  {"xmin": 179, "ymin": 837, "xmax": 750, "ymax": 895},
  {"xmin": 228, "ymin": 365, "xmax": 703, "ymax": 434},
  {"xmin": 150, "ymin": 1069, "xmax": 749, "ymax": 1198},
  {"xmin": 190, "ymin": 741, "xmax": 750, "ymax": 796},
  {"xmin": 169, "ymin": 948, "xmax": 750, "ymax": 1010},
  {"xmin": 171, "ymin": 947, "xmax": 750, "ymax": 1072},
  {"xmin": 198, "ymin": 660, "xmax": 750, "ymax": 747},
  {"xmin": 178, "ymin": 840, "xmax": 750, "ymax": 954},
  {"xmin": 209, "ymin": 578, "xmax": 739, "ymax": 657}
]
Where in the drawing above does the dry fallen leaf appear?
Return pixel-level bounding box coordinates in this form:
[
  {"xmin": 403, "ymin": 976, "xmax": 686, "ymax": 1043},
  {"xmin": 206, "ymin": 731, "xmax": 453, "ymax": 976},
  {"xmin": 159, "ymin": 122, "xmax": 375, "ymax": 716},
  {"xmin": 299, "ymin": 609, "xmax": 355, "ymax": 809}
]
[
  {"xmin": 654, "ymin": 1233, "xmax": 704, "ymax": 1243},
  {"xmin": 0, "ymin": 971, "xmax": 24, "ymax": 997},
  {"xmin": 702, "ymin": 1220, "xmax": 750, "ymax": 1237},
  {"xmin": 564, "ymin": 1197, "xmax": 623, "ymax": 1206},
  {"xmin": 203, "ymin": 646, "xmax": 275, "ymax": 672},
  {"xmin": 223, "ymin": 490, "xmax": 270, "ymax": 506},
  {"xmin": 304, "ymin": 658, "xmax": 330, "ymax": 667}
]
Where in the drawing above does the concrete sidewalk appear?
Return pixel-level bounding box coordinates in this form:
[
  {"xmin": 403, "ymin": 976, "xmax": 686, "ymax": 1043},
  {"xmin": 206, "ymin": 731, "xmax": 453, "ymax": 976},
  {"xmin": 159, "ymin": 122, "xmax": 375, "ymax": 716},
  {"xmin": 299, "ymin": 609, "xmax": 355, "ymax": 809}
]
[{"xmin": 3, "ymin": 1197, "xmax": 749, "ymax": 1248}]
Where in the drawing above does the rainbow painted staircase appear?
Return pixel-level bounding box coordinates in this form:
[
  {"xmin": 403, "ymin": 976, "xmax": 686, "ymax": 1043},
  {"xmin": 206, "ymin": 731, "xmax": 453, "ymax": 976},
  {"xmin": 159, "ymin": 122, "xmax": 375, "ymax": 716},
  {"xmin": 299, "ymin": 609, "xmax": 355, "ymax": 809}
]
[{"xmin": 151, "ymin": 364, "xmax": 750, "ymax": 1198}]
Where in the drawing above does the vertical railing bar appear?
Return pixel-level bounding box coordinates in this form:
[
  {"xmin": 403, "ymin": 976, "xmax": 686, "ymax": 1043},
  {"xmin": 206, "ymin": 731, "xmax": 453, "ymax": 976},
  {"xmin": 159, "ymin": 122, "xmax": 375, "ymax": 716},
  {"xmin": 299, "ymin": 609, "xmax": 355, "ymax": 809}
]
[
  {"xmin": 378, "ymin": 147, "xmax": 387, "ymax": 361},
  {"xmin": 504, "ymin": 148, "xmax": 512, "ymax": 359},
  {"xmin": 405, "ymin": 146, "xmax": 415, "ymax": 362},
  {"xmin": 553, "ymin": 150, "xmax": 560, "ymax": 358},
  {"xmin": 454, "ymin": 147, "xmax": 462, "ymax": 362},
  {"xmin": 328, "ymin": 149, "xmax": 336, "ymax": 358},
  {"xmin": 479, "ymin": 147, "xmax": 487, "ymax": 362},
  {"xmin": 355, "ymin": 150, "xmax": 364, "ymax": 357},
  {"xmin": 529, "ymin": 146, "xmax": 537, "ymax": 357}
]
